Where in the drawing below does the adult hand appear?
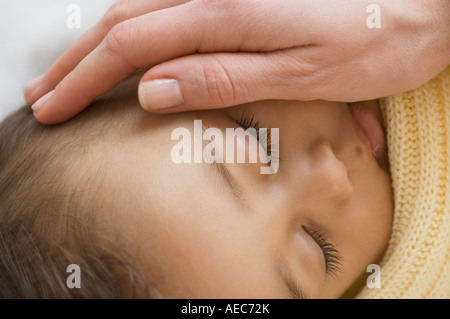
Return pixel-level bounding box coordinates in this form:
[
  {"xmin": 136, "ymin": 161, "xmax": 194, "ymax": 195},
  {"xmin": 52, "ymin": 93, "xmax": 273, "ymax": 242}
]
[{"xmin": 25, "ymin": 0, "xmax": 450, "ymax": 124}]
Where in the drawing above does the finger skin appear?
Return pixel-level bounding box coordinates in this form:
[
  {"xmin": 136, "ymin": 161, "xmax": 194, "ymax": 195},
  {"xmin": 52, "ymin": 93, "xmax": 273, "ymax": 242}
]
[
  {"xmin": 31, "ymin": 0, "xmax": 329, "ymax": 124},
  {"xmin": 25, "ymin": 0, "xmax": 191, "ymax": 106},
  {"xmin": 30, "ymin": 0, "xmax": 288, "ymax": 124},
  {"xmin": 32, "ymin": 2, "xmax": 207, "ymax": 124},
  {"xmin": 32, "ymin": 0, "xmax": 450, "ymax": 124},
  {"xmin": 138, "ymin": 50, "xmax": 321, "ymax": 114}
]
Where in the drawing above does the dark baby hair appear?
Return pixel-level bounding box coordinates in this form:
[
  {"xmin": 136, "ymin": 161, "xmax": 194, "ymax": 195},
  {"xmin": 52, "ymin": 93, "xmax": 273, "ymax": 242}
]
[{"xmin": 0, "ymin": 75, "xmax": 152, "ymax": 298}]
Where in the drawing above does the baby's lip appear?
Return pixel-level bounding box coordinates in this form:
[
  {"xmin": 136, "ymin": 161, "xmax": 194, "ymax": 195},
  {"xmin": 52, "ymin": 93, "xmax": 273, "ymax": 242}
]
[{"xmin": 348, "ymin": 102, "xmax": 387, "ymax": 166}]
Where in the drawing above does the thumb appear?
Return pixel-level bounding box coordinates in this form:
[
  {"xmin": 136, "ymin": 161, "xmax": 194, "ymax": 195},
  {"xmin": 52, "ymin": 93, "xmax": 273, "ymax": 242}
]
[{"xmin": 138, "ymin": 50, "xmax": 319, "ymax": 113}]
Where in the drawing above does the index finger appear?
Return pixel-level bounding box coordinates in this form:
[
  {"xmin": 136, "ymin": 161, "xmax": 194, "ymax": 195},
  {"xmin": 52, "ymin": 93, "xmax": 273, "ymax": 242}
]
[
  {"xmin": 32, "ymin": 0, "xmax": 259, "ymax": 124},
  {"xmin": 31, "ymin": 2, "xmax": 207, "ymax": 124},
  {"xmin": 31, "ymin": 0, "xmax": 315, "ymax": 124},
  {"xmin": 25, "ymin": 0, "xmax": 191, "ymax": 106}
]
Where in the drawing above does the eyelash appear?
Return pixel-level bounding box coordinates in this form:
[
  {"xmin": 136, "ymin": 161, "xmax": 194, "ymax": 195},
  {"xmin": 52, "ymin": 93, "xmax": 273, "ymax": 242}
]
[
  {"xmin": 237, "ymin": 114, "xmax": 342, "ymax": 282},
  {"xmin": 235, "ymin": 113, "xmax": 276, "ymax": 159},
  {"xmin": 303, "ymin": 227, "xmax": 342, "ymax": 277},
  {"xmin": 237, "ymin": 113, "xmax": 342, "ymax": 276}
]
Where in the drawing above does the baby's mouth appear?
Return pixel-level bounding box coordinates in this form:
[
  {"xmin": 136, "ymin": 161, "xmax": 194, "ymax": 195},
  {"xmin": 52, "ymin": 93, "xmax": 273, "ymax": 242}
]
[{"xmin": 348, "ymin": 102, "xmax": 387, "ymax": 168}]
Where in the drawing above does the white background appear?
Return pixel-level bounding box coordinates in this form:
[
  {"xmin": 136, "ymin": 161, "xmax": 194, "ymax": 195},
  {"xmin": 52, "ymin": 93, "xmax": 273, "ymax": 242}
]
[{"xmin": 0, "ymin": 0, "xmax": 116, "ymax": 121}]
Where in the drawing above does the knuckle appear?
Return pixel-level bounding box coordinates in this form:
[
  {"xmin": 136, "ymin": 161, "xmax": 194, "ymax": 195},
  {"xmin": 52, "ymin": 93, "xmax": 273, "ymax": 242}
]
[
  {"xmin": 197, "ymin": 0, "xmax": 251, "ymax": 16},
  {"xmin": 194, "ymin": 0, "xmax": 260, "ymax": 46},
  {"xmin": 104, "ymin": 20, "xmax": 134, "ymax": 58},
  {"xmin": 202, "ymin": 58, "xmax": 237, "ymax": 107},
  {"xmin": 197, "ymin": 0, "xmax": 261, "ymax": 24},
  {"xmin": 279, "ymin": 51, "xmax": 323, "ymax": 100},
  {"xmin": 103, "ymin": 0, "xmax": 132, "ymax": 29}
]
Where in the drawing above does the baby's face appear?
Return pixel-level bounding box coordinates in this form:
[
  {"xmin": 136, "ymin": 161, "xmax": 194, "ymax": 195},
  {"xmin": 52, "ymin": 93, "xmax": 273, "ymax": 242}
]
[{"xmin": 105, "ymin": 99, "xmax": 393, "ymax": 298}]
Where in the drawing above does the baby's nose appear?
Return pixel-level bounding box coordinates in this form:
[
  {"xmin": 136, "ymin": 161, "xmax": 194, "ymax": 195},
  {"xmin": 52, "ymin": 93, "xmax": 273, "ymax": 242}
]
[{"xmin": 305, "ymin": 139, "xmax": 354, "ymax": 202}]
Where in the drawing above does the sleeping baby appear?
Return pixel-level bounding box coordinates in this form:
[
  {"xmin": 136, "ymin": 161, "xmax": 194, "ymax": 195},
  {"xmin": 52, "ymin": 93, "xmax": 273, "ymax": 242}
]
[{"xmin": 0, "ymin": 67, "xmax": 448, "ymax": 298}]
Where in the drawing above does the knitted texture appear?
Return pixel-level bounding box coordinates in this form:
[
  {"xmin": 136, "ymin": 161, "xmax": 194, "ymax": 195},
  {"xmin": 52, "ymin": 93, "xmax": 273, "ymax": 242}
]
[{"xmin": 357, "ymin": 67, "xmax": 450, "ymax": 298}]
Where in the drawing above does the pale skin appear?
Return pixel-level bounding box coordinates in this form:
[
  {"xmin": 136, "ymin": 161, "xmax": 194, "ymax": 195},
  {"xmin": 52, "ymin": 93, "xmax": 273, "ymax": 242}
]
[
  {"xmin": 94, "ymin": 97, "xmax": 393, "ymax": 298},
  {"xmin": 24, "ymin": 0, "xmax": 450, "ymax": 124}
]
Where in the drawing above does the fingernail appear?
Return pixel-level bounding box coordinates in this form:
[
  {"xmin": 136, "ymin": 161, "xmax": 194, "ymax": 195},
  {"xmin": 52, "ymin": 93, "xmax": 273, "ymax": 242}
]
[
  {"xmin": 24, "ymin": 74, "xmax": 45, "ymax": 97},
  {"xmin": 31, "ymin": 90, "xmax": 54, "ymax": 113},
  {"xmin": 138, "ymin": 79, "xmax": 184, "ymax": 110}
]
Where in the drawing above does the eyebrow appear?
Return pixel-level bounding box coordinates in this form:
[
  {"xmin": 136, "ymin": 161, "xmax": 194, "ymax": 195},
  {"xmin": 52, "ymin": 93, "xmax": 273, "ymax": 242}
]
[
  {"xmin": 215, "ymin": 159, "xmax": 247, "ymax": 204},
  {"xmin": 196, "ymin": 114, "xmax": 248, "ymax": 208},
  {"xmin": 274, "ymin": 254, "xmax": 309, "ymax": 299}
]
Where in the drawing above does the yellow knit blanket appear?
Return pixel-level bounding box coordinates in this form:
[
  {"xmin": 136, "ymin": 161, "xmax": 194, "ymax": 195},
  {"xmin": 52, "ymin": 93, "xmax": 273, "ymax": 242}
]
[{"xmin": 357, "ymin": 67, "xmax": 450, "ymax": 298}]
